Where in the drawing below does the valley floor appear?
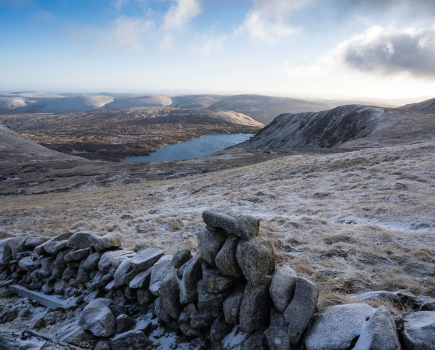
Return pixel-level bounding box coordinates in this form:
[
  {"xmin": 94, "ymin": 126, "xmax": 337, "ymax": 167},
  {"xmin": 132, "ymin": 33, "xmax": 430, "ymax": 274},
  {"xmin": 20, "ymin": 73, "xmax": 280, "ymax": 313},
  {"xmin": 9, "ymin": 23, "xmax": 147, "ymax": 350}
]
[{"xmin": 1, "ymin": 140, "xmax": 435, "ymax": 311}]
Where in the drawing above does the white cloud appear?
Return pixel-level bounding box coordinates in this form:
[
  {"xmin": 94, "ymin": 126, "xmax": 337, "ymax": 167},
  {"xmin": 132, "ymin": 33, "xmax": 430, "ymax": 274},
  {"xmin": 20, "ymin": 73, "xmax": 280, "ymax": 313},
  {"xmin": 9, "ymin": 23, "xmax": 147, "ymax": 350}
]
[
  {"xmin": 283, "ymin": 24, "xmax": 435, "ymax": 80},
  {"xmin": 160, "ymin": 0, "xmax": 201, "ymax": 50},
  {"xmin": 237, "ymin": 0, "xmax": 311, "ymax": 45},
  {"xmin": 191, "ymin": 35, "xmax": 227, "ymax": 57},
  {"xmin": 98, "ymin": 15, "xmax": 154, "ymax": 52}
]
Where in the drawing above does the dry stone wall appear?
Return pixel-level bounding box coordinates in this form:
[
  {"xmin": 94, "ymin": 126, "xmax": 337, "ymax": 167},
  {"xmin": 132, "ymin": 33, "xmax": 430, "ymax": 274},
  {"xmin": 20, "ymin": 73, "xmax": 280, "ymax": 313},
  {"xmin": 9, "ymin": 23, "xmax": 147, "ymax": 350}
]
[{"xmin": 0, "ymin": 210, "xmax": 434, "ymax": 350}]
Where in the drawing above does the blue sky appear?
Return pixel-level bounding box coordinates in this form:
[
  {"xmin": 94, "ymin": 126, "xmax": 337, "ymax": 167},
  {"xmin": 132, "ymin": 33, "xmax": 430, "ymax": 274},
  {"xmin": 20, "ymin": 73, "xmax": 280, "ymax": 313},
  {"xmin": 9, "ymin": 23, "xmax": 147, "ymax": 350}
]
[{"xmin": 1, "ymin": 0, "xmax": 435, "ymax": 98}]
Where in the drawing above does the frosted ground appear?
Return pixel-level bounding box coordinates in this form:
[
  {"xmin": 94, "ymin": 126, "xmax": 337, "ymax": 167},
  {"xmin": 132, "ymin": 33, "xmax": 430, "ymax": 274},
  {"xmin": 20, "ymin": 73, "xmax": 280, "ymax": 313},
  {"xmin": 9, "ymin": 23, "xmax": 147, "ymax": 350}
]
[{"xmin": 1, "ymin": 139, "xmax": 434, "ymax": 313}]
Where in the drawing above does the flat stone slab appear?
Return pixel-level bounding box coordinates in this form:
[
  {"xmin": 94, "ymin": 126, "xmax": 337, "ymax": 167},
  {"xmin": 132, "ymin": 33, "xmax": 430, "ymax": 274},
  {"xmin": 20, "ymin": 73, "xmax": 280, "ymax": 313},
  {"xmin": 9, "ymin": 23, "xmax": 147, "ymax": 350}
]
[{"xmin": 10, "ymin": 285, "xmax": 76, "ymax": 309}]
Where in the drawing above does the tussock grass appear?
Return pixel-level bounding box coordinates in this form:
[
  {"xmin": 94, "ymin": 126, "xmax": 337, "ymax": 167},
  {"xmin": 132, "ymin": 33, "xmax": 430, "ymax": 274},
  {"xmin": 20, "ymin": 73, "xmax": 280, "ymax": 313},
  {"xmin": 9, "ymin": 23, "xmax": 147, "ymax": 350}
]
[{"xmin": 1, "ymin": 139, "xmax": 435, "ymax": 305}]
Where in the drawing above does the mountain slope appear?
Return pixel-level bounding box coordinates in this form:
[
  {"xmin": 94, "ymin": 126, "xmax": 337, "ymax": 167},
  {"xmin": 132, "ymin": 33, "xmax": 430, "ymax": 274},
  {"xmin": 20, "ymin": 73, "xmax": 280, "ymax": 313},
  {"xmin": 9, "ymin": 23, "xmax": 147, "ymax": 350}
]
[
  {"xmin": 233, "ymin": 105, "xmax": 435, "ymax": 150},
  {"xmin": 401, "ymin": 97, "xmax": 435, "ymax": 113},
  {"xmin": 206, "ymin": 94, "xmax": 334, "ymax": 124}
]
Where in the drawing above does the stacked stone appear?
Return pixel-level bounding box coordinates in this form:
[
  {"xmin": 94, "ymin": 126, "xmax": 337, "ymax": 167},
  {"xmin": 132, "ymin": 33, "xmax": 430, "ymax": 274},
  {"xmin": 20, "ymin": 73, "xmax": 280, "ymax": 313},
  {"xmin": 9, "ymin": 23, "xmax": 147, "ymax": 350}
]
[{"xmin": 0, "ymin": 210, "xmax": 430, "ymax": 350}]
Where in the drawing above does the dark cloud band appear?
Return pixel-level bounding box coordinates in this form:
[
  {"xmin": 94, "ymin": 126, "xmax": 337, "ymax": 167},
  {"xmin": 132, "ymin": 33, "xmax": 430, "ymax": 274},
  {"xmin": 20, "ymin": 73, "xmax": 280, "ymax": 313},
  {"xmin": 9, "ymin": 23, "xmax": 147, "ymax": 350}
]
[{"xmin": 341, "ymin": 26, "xmax": 435, "ymax": 77}]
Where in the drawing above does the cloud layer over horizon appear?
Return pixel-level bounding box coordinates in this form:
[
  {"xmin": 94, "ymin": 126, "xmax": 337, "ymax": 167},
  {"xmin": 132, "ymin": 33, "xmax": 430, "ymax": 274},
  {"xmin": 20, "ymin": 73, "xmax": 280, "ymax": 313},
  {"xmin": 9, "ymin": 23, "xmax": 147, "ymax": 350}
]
[{"xmin": 1, "ymin": 0, "xmax": 435, "ymax": 98}]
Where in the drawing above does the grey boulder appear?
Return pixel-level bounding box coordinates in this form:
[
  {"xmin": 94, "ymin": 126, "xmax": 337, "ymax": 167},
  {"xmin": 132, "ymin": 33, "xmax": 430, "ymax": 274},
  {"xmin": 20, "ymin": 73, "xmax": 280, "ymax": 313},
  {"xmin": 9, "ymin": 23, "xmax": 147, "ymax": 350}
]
[
  {"xmin": 98, "ymin": 250, "xmax": 135, "ymax": 273},
  {"xmin": 198, "ymin": 229, "xmax": 227, "ymax": 267},
  {"xmin": 116, "ymin": 314, "xmax": 136, "ymax": 334},
  {"xmin": 265, "ymin": 307, "xmax": 291, "ymax": 350},
  {"xmin": 354, "ymin": 291, "xmax": 400, "ymax": 304},
  {"xmin": 170, "ymin": 249, "xmax": 192, "ymax": 268},
  {"xmin": 178, "ymin": 303, "xmax": 202, "ymax": 337},
  {"xmin": 403, "ymin": 311, "xmax": 435, "ymax": 350},
  {"xmin": 202, "ymin": 210, "xmax": 260, "ymax": 240},
  {"xmin": 215, "ymin": 235, "xmax": 243, "ymax": 278},
  {"xmin": 284, "ymin": 277, "xmax": 319, "ymax": 345},
  {"xmin": 130, "ymin": 246, "xmax": 164, "ymax": 272},
  {"xmin": 149, "ymin": 254, "xmax": 173, "ymax": 296},
  {"xmin": 180, "ymin": 253, "xmax": 203, "ymax": 304},
  {"xmin": 198, "ymin": 279, "xmax": 230, "ymax": 320},
  {"xmin": 239, "ymin": 275, "xmax": 273, "ymax": 332},
  {"xmin": 353, "ymin": 306, "xmax": 401, "ymax": 350},
  {"xmin": 236, "ymin": 236, "xmax": 275, "ymax": 286},
  {"xmin": 269, "ymin": 265, "xmax": 297, "ymax": 313},
  {"xmin": 67, "ymin": 231, "xmax": 120, "ymax": 252},
  {"xmin": 64, "ymin": 248, "xmax": 91, "ymax": 263},
  {"xmin": 129, "ymin": 267, "xmax": 153, "ymax": 289},
  {"xmin": 223, "ymin": 284, "xmax": 244, "ymax": 325},
  {"xmin": 110, "ymin": 330, "xmax": 151, "ymax": 350},
  {"xmin": 202, "ymin": 261, "xmax": 238, "ymax": 294},
  {"xmin": 54, "ymin": 321, "xmax": 93, "ymax": 347},
  {"xmin": 114, "ymin": 259, "xmax": 134, "ymax": 288},
  {"xmin": 304, "ymin": 303, "xmax": 376, "ymax": 350},
  {"xmin": 79, "ymin": 299, "xmax": 116, "ymax": 337},
  {"xmin": 160, "ymin": 266, "xmax": 182, "ymax": 319},
  {"xmin": 82, "ymin": 252, "xmax": 102, "ymax": 271},
  {"xmin": 154, "ymin": 296, "xmax": 172, "ymax": 322},
  {"xmin": 210, "ymin": 313, "xmax": 233, "ymax": 347},
  {"xmin": 221, "ymin": 325, "xmax": 251, "ymax": 350},
  {"xmin": 137, "ymin": 288, "xmax": 153, "ymax": 306}
]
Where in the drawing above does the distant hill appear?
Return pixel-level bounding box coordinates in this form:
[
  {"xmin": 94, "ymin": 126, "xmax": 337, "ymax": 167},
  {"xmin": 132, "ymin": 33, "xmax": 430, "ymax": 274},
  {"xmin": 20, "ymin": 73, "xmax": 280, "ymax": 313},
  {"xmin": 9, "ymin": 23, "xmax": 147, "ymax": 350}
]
[
  {"xmin": 170, "ymin": 95, "xmax": 227, "ymax": 109},
  {"xmin": 205, "ymin": 94, "xmax": 334, "ymax": 125},
  {"xmin": 232, "ymin": 105, "xmax": 435, "ymax": 150},
  {"xmin": 401, "ymin": 97, "xmax": 435, "ymax": 113}
]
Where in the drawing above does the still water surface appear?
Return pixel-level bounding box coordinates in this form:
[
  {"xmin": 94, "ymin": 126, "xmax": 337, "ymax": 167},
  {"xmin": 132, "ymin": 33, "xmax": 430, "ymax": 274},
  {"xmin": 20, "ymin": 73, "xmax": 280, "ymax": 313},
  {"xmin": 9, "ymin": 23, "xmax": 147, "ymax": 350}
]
[{"xmin": 122, "ymin": 133, "xmax": 254, "ymax": 163}]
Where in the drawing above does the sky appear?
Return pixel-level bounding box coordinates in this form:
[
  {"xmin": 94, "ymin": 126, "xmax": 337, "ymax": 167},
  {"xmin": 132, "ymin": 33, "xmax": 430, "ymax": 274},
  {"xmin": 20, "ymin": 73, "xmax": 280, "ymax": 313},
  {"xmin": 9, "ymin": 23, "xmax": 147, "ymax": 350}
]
[{"xmin": 1, "ymin": 0, "xmax": 435, "ymax": 99}]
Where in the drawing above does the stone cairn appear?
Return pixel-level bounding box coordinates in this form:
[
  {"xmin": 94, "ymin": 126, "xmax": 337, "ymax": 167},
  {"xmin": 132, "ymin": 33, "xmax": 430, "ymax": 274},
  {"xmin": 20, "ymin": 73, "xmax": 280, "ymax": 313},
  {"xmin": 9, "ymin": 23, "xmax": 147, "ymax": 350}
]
[{"xmin": 0, "ymin": 210, "xmax": 430, "ymax": 350}]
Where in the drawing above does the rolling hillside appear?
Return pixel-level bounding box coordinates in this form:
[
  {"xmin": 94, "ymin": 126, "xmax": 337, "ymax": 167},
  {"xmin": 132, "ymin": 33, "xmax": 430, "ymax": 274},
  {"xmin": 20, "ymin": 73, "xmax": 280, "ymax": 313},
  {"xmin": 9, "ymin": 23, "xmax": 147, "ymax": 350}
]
[{"xmin": 233, "ymin": 104, "xmax": 435, "ymax": 150}]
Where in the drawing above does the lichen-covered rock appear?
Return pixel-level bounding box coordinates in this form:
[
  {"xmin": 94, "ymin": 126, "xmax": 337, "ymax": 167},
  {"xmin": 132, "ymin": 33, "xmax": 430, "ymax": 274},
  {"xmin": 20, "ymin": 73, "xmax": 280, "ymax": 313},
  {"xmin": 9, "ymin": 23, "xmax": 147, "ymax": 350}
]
[
  {"xmin": 403, "ymin": 311, "xmax": 435, "ymax": 350},
  {"xmin": 110, "ymin": 330, "xmax": 151, "ymax": 350},
  {"xmin": 129, "ymin": 267, "xmax": 153, "ymax": 289},
  {"xmin": 236, "ymin": 237, "xmax": 275, "ymax": 286},
  {"xmin": 198, "ymin": 229, "xmax": 227, "ymax": 267},
  {"xmin": 215, "ymin": 235, "xmax": 243, "ymax": 278},
  {"xmin": 239, "ymin": 275, "xmax": 272, "ymax": 332},
  {"xmin": 116, "ymin": 314, "xmax": 136, "ymax": 334},
  {"xmin": 202, "ymin": 261, "xmax": 238, "ymax": 294},
  {"xmin": 64, "ymin": 248, "xmax": 91, "ymax": 263},
  {"xmin": 149, "ymin": 254, "xmax": 173, "ymax": 296},
  {"xmin": 304, "ymin": 303, "xmax": 375, "ymax": 350},
  {"xmin": 223, "ymin": 284, "xmax": 244, "ymax": 325},
  {"xmin": 269, "ymin": 265, "xmax": 297, "ymax": 313},
  {"xmin": 202, "ymin": 210, "xmax": 260, "ymax": 240},
  {"xmin": 67, "ymin": 231, "xmax": 99, "ymax": 250},
  {"xmin": 79, "ymin": 299, "xmax": 116, "ymax": 337},
  {"xmin": 198, "ymin": 280, "xmax": 231, "ymax": 320},
  {"xmin": 180, "ymin": 253, "xmax": 203, "ymax": 305},
  {"xmin": 264, "ymin": 307, "xmax": 291, "ymax": 350},
  {"xmin": 130, "ymin": 246, "xmax": 164, "ymax": 272},
  {"xmin": 92, "ymin": 233, "xmax": 121, "ymax": 252},
  {"xmin": 353, "ymin": 306, "xmax": 401, "ymax": 350},
  {"xmin": 160, "ymin": 266, "xmax": 182, "ymax": 319}
]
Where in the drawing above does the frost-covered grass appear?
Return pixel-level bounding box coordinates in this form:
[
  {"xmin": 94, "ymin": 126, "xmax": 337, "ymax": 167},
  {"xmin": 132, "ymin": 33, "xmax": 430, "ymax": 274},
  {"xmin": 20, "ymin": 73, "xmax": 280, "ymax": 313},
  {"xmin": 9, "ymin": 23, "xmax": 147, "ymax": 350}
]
[{"xmin": 1, "ymin": 140, "xmax": 435, "ymax": 309}]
